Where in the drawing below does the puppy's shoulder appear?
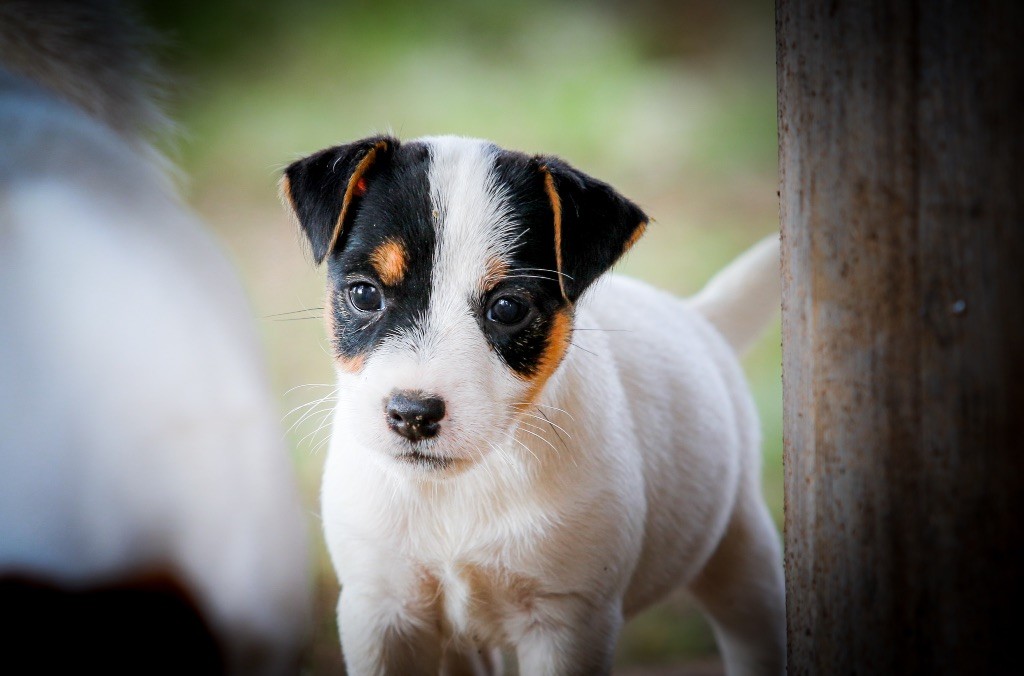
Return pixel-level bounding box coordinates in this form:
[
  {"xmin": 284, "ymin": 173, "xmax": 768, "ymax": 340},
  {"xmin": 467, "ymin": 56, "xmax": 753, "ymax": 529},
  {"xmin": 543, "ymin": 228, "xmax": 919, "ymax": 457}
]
[
  {"xmin": 575, "ymin": 273, "xmax": 700, "ymax": 339},
  {"xmin": 571, "ymin": 273, "xmax": 741, "ymax": 397}
]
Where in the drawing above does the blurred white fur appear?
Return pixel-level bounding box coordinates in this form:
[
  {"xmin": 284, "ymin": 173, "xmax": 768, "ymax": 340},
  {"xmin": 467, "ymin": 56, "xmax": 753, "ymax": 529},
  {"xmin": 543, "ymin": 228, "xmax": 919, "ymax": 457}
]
[{"xmin": 0, "ymin": 2, "xmax": 309, "ymax": 671}]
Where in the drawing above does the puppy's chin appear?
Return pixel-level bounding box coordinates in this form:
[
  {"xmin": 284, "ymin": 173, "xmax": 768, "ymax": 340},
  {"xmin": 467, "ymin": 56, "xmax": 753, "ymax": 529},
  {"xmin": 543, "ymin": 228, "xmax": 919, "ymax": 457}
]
[
  {"xmin": 395, "ymin": 448, "xmax": 469, "ymax": 475},
  {"xmin": 376, "ymin": 439, "xmax": 477, "ymax": 480}
]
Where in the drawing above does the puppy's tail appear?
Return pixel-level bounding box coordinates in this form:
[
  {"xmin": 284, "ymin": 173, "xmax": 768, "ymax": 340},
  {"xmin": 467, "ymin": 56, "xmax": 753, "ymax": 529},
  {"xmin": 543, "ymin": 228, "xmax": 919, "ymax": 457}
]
[{"xmin": 689, "ymin": 234, "xmax": 781, "ymax": 355}]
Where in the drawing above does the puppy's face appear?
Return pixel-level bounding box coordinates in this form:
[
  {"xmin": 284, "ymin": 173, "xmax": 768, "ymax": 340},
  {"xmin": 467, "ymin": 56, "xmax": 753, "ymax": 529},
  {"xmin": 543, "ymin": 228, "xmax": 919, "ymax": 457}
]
[{"xmin": 282, "ymin": 136, "xmax": 646, "ymax": 477}]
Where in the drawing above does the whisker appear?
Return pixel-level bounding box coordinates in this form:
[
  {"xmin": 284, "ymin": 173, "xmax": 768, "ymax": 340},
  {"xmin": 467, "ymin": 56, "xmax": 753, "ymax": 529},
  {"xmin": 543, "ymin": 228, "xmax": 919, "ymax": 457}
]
[
  {"xmin": 531, "ymin": 408, "xmax": 573, "ymax": 456},
  {"xmin": 263, "ymin": 307, "xmax": 324, "ymax": 318},
  {"xmin": 283, "ymin": 397, "xmax": 329, "ymax": 420},
  {"xmin": 306, "ymin": 412, "xmax": 335, "ymax": 452},
  {"xmin": 286, "ymin": 392, "xmax": 338, "ymax": 432},
  {"xmin": 514, "ymin": 425, "xmax": 560, "ymax": 459},
  {"xmin": 514, "ymin": 267, "xmax": 574, "ymax": 281},
  {"xmin": 516, "ymin": 411, "xmax": 578, "ymax": 469},
  {"xmin": 570, "ymin": 343, "xmax": 598, "ymax": 358},
  {"xmin": 283, "ymin": 393, "xmax": 335, "ymax": 422},
  {"xmin": 501, "ymin": 429, "xmax": 542, "ymax": 465},
  {"xmin": 517, "ymin": 419, "xmax": 549, "ymax": 435},
  {"xmin": 507, "ymin": 227, "xmax": 530, "ymax": 249},
  {"xmin": 521, "ymin": 410, "xmax": 573, "ymax": 440},
  {"xmin": 499, "ymin": 274, "xmax": 560, "ymax": 283},
  {"xmin": 284, "ymin": 387, "xmax": 338, "ymax": 416},
  {"xmin": 296, "ymin": 409, "xmax": 334, "ymax": 450},
  {"xmin": 284, "ymin": 382, "xmax": 336, "ymax": 395},
  {"xmin": 511, "ymin": 402, "xmax": 576, "ymax": 421},
  {"xmin": 311, "ymin": 429, "xmax": 335, "ymax": 455},
  {"xmin": 288, "ymin": 402, "xmax": 335, "ymax": 435}
]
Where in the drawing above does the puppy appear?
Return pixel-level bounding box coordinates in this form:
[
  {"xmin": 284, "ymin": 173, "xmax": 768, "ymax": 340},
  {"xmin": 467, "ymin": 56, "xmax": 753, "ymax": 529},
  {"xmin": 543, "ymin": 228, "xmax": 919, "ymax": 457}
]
[
  {"xmin": 0, "ymin": 2, "xmax": 309, "ymax": 672},
  {"xmin": 281, "ymin": 135, "xmax": 784, "ymax": 675}
]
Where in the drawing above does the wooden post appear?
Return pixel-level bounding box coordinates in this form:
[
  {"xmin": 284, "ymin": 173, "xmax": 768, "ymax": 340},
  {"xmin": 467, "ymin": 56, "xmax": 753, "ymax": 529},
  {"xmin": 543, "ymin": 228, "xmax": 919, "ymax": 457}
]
[{"xmin": 778, "ymin": 1, "xmax": 1024, "ymax": 673}]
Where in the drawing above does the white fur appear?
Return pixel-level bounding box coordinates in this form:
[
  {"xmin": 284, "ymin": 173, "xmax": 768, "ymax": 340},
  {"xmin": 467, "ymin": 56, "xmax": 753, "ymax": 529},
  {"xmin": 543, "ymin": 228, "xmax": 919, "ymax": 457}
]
[
  {"xmin": 0, "ymin": 72, "xmax": 310, "ymax": 671},
  {"xmin": 690, "ymin": 233, "xmax": 782, "ymax": 354},
  {"xmin": 321, "ymin": 137, "xmax": 784, "ymax": 675}
]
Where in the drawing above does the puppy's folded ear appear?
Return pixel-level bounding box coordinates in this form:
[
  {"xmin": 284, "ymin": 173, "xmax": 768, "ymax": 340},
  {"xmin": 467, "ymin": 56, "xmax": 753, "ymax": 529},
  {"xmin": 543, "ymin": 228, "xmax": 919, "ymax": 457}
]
[
  {"xmin": 536, "ymin": 157, "xmax": 648, "ymax": 302},
  {"xmin": 281, "ymin": 136, "xmax": 398, "ymax": 265}
]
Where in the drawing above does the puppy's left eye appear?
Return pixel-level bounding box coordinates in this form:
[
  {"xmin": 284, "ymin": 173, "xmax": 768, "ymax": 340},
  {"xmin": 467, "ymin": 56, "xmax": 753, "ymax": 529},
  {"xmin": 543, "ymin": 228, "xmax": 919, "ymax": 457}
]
[
  {"xmin": 348, "ymin": 282, "xmax": 384, "ymax": 312},
  {"xmin": 487, "ymin": 296, "xmax": 529, "ymax": 325}
]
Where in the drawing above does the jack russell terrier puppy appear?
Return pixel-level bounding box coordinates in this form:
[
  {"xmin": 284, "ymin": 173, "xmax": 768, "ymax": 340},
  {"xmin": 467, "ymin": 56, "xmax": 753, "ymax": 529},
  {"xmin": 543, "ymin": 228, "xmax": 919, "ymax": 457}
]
[{"xmin": 281, "ymin": 135, "xmax": 784, "ymax": 675}]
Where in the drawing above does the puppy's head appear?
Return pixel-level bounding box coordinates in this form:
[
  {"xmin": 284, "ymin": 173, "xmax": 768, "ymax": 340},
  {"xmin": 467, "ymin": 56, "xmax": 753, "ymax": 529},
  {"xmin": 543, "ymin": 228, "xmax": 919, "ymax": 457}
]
[{"xmin": 281, "ymin": 136, "xmax": 646, "ymax": 476}]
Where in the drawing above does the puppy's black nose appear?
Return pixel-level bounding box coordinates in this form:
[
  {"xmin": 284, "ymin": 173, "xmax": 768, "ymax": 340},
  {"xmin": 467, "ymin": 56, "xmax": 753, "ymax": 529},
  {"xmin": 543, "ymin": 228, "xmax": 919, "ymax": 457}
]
[{"xmin": 385, "ymin": 390, "xmax": 445, "ymax": 442}]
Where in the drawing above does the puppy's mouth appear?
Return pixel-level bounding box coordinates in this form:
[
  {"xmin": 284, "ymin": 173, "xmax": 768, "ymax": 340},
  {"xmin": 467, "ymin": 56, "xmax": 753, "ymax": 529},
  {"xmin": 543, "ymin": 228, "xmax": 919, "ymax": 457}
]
[{"xmin": 397, "ymin": 448, "xmax": 457, "ymax": 470}]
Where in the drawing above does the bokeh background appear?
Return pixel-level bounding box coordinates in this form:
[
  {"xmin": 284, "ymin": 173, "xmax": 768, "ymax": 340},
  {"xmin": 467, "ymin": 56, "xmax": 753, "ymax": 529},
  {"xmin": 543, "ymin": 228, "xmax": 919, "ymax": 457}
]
[{"xmin": 140, "ymin": 0, "xmax": 779, "ymax": 672}]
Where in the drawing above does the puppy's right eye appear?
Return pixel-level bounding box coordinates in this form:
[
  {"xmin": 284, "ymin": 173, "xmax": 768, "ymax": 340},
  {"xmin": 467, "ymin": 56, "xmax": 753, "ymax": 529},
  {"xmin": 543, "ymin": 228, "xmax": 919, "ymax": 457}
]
[
  {"xmin": 487, "ymin": 296, "xmax": 528, "ymax": 325},
  {"xmin": 347, "ymin": 282, "xmax": 384, "ymax": 312}
]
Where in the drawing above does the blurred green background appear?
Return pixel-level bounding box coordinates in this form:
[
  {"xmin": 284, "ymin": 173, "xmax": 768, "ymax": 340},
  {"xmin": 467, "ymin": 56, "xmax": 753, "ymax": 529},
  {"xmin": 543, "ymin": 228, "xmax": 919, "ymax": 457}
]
[{"xmin": 139, "ymin": 0, "xmax": 779, "ymax": 672}]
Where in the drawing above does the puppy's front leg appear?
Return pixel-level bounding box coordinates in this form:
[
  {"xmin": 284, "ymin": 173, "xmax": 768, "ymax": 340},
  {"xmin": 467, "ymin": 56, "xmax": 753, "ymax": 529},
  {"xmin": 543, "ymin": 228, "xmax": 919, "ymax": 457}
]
[
  {"xmin": 516, "ymin": 601, "xmax": 623, "ymax": 676},
  {"xmin": 338, "ymin": 585, "xmax": 442, "ymax": 676}
]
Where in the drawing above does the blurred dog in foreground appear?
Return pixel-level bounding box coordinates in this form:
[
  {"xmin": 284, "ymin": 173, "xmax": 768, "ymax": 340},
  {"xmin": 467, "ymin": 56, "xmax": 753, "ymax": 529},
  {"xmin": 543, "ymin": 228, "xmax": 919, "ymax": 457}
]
[
  {"xmin": 281, "ymin": 135, "xmax": 784, "ymax": 675},
  {"xmin": 0, "ymin": 2, "xmax": 309, "ymax": 672}
]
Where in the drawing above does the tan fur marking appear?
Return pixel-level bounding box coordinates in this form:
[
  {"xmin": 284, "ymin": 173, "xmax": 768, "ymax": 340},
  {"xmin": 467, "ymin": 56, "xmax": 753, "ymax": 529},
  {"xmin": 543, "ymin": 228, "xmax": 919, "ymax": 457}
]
[
  {"xmin": 325, "ymin": 140, "xmax": 388, "ymax": 256},
  {"xmin": 540, "ymin": 166, "xmax": 568, "ymax": 302},
  {"xmin": 462, "ymin": 564, "xmax": 543, "ymax": 624},
  {"xmin": 336, "ymin": 354, "xmax": 365, "ymax": 373},
  {"xmin": 623, "ymin": 220, "xmax": 648, "ymax": 255},
  {"xmin": 278, "ymin": 174, "xmax": 296, "ymax": 212},
  {"xmin": 520, "ymin": 309, "xmax": 573, "ymax": 406},
  {"xmin": 278, "ymin": 174, "xmax": 302, "ymax": 231},
  {"xmin": 482, "ymin": 256, "xmax": 509, "ymax": 291},
  {"xmin": 407, "ymin": 563, "xmax": 559, "ymax": 646},
  {"xmin": 369, "ymin": 239, "xmax": 408, "ymax": 286}
]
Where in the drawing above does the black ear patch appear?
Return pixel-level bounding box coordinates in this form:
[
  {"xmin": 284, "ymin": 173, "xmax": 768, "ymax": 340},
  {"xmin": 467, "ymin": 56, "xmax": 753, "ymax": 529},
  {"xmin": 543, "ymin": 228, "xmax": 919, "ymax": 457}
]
[
  {"xmin": 537, "ymin": 157, "xmax": 648, "ymax": 302},
  {"xmin": 281, "ymin": 135, "xmax": 398, "ymax": 264}
]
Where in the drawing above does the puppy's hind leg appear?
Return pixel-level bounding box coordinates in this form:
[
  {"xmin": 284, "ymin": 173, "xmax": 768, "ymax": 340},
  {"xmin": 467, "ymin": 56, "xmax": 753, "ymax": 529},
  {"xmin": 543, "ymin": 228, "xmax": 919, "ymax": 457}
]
[{"xmin": 687, "ymin": 491, "xmax": 786, "ymax": 676}]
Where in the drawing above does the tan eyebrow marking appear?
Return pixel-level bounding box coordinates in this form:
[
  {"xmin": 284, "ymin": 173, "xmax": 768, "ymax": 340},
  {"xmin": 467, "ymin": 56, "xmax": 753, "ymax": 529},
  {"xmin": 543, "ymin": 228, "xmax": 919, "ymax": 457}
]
[
  {"xmin": 336, "ymin": 354, "xmax": 365, "ymax": 373},
  {"xmin": 369, "ymin": 238, "xmax": 408, "ymax": 286},
  {"xmin": 482, "ymin": 256, "xmax": 510, "ymax": 291}
]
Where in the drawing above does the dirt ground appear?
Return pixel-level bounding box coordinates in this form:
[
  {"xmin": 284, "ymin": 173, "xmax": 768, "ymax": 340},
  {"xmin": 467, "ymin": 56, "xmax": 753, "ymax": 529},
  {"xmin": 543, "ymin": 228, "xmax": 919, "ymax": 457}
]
[{"xmin": 617, "ymin": 662, "xmax": 724, "ymax": 676}]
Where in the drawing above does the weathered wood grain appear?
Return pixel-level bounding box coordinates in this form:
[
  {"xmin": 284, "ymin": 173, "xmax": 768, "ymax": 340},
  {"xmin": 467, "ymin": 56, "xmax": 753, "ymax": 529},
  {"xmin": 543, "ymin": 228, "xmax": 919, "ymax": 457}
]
[{"xmin": 778, "ymin": 1, "xmax": 1024, "ymax": 673}]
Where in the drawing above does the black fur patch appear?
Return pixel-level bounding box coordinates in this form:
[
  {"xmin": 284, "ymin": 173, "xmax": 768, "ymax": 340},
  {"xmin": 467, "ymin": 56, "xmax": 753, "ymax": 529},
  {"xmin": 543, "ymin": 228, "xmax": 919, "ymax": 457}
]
[
  {"xmin": 283, "ymin": 135, "xmax": 396, "ymax": 264},
  {"xmin": 537, "ymin": 155, "xmax": 648, "ymax": 302},
  {"xmin": 326, "ymin": 142, "xmax": 435, "ymax": 361},
  {"xmin": 479, "ymin": 149, "xmax": 567, "ymax": 376},
  {"xmin": 285, "ymin": 137, "xmax": 648, "ymax": 378}
]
